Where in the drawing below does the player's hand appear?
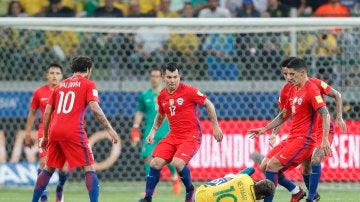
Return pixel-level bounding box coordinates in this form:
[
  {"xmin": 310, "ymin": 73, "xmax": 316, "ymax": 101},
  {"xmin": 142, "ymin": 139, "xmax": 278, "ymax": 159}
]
[
  {"xmin": 321, "ymin": 139, "xmax": 331, "ymax": 156},
  {"xmin": 40, "ymin": 137, "xmax": 48, "ymax": 151},
  {"xmin": 130, "ymin": 127, "xmax": 141, "ymax": 147},
  {"xmin": 268, "ymin": 134, "xmax": 276, "ymax": 148},
  {"xmin": 108, "ymin": 128, "xmax": 120, "ymax": 144},
  {"xmin": 24, "ymin": 133, "xmax": 35, "ymax": 148},
  {"xmin": 146, "ymin": 132, "xmax": 155, "ymax": 145},
  {"xmin": 213, "ymin": 126, "xmax": 223, "ymax": 142},
  {"xmin": 335, "ymin": 117, "xmax": 347, "ymax": 133},
  {"xmin": 248, "ymin": 127, "xmax": 267, "ymax": 139}
]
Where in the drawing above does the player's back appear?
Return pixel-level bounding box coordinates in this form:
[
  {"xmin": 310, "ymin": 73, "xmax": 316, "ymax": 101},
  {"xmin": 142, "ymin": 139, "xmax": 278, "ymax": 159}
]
[
  {"xmin": 48, "ymin": 76, "xmax": 99, "ymax": 142},
  {"xmin": 195, "ymin": 174, "xmax": 256, "ymax": 202}
]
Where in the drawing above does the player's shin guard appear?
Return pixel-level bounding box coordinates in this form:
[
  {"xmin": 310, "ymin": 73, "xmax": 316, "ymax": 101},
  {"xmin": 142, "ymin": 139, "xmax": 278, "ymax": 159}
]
[
  {"xmin": 32, "ymin": 170, "xmax": 52, "ymax": 202},
  {"xmin": 85, "ymin": 171, "xmax": 100, "ymax": 202},
  {"xmin": 58, "ymin": 172, "xmax": 69, "ymax": 186},
  {"xmin": 264, "ymin": 170, "xmax": 278, "ymax": 202},
  {"xmin": 278, "ymin": 171, "xmax": 296, "ymax": 192},
  {"xmin": 307, "ymin": 164, "xmax": 321, "ymax": 200},
  {"xmin": 302, "ymin": 173, "xmax": 310, "ymax": 191},
  {"xmin": 145, "ymin": 168, "xmax": 160, "ymax": 198}
]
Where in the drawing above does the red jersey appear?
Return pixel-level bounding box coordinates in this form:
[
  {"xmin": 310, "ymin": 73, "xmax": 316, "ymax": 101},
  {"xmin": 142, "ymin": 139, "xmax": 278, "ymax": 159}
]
[
  {"xmin": 157, "ymin": 82, "xmax": 206, "ymax": 139},
  {"xmin": 30, "ymin": 85, "xmax": 53, "ymax": 128},
  {"xmin": 285, "ymin": 80, "xmax": 326, "ymax": 143},
  {"xmin": 48, "ymin": 76, "xmax": 99, "ymax": 142}
]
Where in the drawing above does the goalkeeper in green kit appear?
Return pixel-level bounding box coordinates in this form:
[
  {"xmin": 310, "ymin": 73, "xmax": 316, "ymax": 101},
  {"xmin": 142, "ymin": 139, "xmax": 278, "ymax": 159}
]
[{"xmin": 131, "ymin": 67, "xmax": 182, "ymax": 195}]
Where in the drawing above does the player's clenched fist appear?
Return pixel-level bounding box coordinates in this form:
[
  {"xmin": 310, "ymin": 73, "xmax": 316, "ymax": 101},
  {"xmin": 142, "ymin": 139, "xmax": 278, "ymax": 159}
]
[
  {"xmin": 146, "ymin": 131, "xmax": 155, "ymax": 144},
  {"xmin": 40, "ymin": 137, "xmax": 48, "ymax": 151},
  {"xmin": 24, "ymin": 133, "xmax": 35, "ymax": 148}
]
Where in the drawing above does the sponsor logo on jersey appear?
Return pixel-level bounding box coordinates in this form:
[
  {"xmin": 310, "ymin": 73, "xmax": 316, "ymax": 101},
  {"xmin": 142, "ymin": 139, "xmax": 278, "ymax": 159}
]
[
  {"xmin": 315, "ymin": 95, "xmax": 324, "ymax": 104},
  {"xmin": 92, "ymin": 89, "xmax": 98, "ymax": 97},
  {"xmin": 321, "ymin": 81, "xmax": 328, "ymax": 89},
  {"xmin": 176, "ymin": 97, "xmax": 184, "ymax": 105}
]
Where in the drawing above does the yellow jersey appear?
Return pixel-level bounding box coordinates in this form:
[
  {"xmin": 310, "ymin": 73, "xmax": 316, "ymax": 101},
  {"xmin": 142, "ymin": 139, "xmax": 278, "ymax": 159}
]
[{"xmin": 195, "ymin": 174, "xmax": 256, "ymax": 202}]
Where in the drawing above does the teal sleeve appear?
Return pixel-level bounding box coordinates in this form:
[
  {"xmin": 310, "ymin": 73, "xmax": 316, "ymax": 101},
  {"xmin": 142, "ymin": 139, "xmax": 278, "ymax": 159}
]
[
  {"xmin": 136, "ymin": 93, "xmax": 145, "ymax": 112},
  {"xmin": 238, "ymin": 167, "xmax": 255, "ymax": 176}
]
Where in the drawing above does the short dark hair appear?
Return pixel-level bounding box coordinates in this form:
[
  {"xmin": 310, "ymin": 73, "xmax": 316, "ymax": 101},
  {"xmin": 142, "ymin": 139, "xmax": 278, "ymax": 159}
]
[
  {"xmin": 150, "ymin": 65, "xmax": 161, "ymax": 74},
  {"xmin": 47, "ymin": 63, "xmax": 63, "ymax": 73},
  {"xmin": 280, "ymin": 57, "xmax": 297, "ymax": 68},
  {"xmin": 287, "ymin": 58, "xmax": 307, "ymax": 71},
  {"xmin": 161, "ymin": 62, "xmax": 181, "ymax": 75},
  {"xmin": 71, "ymin": 56, "xmax": 93, "ymax": 73},
  {"xmin": 254, "ymin": 179, "xmax": 275, "ymax": 198}
]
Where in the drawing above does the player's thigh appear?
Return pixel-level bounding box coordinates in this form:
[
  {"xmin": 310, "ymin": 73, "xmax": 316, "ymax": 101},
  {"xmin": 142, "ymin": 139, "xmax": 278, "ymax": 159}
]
[
  {"xmin": 46, "ymin": 141, "xmax": 67, "ymax": 169},
  {"xmin": 152, "ymin": 138, "xmax": 177, "ymax": 162},
  {"xmin": 174, "ymin": 138, "xmax": 200, "ymax": 164},
  {"xmin": 59, "ymin": 141, "xmax": 95, "ymax": 170},
  {"xmin": 275, "ymin": 138, "xmax": 314, "ymax": 169}
]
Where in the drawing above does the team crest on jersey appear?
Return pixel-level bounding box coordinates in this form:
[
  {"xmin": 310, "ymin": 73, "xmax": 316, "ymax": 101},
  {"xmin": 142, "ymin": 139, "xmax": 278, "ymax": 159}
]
[
  {"xmin": 169, "ymin": 99, "xmax": 174, "ymax": 106},
  {"xmin": 176, "ymin": 97, "xmax": 184, "ymax": 105},
  {"xmin": 297, "ymin": 97, "xmax": 303, "ymax": 105}
]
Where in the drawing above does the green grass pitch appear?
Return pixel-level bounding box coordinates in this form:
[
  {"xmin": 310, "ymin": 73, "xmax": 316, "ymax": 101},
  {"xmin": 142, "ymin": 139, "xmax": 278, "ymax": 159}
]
[{"xmin": 1, "ymin": 181, "xmax": 359, "ymax": 202}]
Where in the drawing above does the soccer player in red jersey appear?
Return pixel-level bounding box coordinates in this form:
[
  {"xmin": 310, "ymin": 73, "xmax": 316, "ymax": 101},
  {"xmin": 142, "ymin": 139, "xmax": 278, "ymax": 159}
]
[
  {"xmin": 248, "ymin": 58, "xmax": 331, "ymax": 202},
  {"xmin": 139, "ymin": 63, "xmax": 223, "ymax": 202},
  {"xmin": 25, "ymin": 63, "xmax": 68, "ymax": 202},
  {"xmin": 31, "ymin": 56, "xmax": 120, "ymax": 202}
]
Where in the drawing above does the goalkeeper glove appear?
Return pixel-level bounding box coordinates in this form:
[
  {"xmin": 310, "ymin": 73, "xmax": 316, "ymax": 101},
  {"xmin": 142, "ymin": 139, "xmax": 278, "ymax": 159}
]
[{"xmin": 130, "ymin": 127, "xmax": 141, "ymax": 146}]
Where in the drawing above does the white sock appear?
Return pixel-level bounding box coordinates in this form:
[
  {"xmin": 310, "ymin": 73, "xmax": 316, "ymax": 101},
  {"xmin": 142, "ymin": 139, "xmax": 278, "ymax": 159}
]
[{"xmin": 291, "ymin": 186, "xmax": 300, "ymax": 194}]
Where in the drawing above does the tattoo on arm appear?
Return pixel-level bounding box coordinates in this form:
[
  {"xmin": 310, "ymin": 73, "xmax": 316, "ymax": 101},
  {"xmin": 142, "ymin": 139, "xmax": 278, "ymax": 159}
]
[
  {"xmin": 328, "ymin": 89, "xmax": 343, "ymax": 119},
  {"xmin": 318, "ymin": 106, "xmax": 330, "ymax": 139},
  {"xmin": 90, "ymin": 101, "xmax": 112, "ymax": 130},
  {"xmin": 265, "ymin": 109, "xmax": 287, "ymax": 131},
  {"xmin": 152, "ymin": 113, "xmax": 165, "ymax": 131}
]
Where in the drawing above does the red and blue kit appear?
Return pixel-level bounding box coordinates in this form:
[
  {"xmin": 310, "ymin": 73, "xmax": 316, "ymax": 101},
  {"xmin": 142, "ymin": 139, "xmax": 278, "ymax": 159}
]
[
  {"xmin": 152, "ymin": 82, "xmax": 206, "ymax": 163},
  {"xmin": 46, "ymin": 76, "xmax": 99, "ymax": 170}
]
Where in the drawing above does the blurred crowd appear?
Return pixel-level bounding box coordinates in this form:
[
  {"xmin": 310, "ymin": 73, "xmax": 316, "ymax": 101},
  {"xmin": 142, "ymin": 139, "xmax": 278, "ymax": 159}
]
[{"xmin": 1, "ymin": 0, "xmax": 360, "ymax": 18}]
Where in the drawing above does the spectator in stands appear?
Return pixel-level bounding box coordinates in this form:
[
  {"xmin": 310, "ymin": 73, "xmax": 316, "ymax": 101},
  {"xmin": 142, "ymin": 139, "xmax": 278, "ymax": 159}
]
[
  {"xmin": 279, "ymin": 0, "xmax": 312, "ymax": 16},
  {"xmin": 45, "ymin": 31, "xmax": 80, "ymax": 61},
  {"xmin": 7, "ymin": 0, "xmax": 27, "ymax": 17},
  {"xmin": 93, "ymin": 0, "xmax": 124, "ymax": 17},
  {"xmin": 235, "ymin": 0, "xmax": 260, "ymax": 17},
  {"xmin": 128, "ymin": 0, "xmax": 154, "ymax": 17},
  {"xmin": 340, "ymin": 0, "xmax": 360, "ymax": 16},
  {"xmin": 261, "ymin": 0, "xmax": 289, "ymax": 17},
  {"xmin": 0, "ymin": 0, "xmax": 11, "ymax": 16},
  {"xmin": 314, "ymin": 0, "xmax": 349, "ymax": 17},
  {"xmin": 198, "ymin": 0, "xmax": 231, "ymax": 17},
  {"xmin": 46, "ymin": 0, "xmax": 75, "ymax": 17},
  {"xmin": 181, "ymin": 2, "xmax": 195, "ymax": 17},
  {"xmin": 138, "ymin": 0, "xmax": 159, "ymax": 17},
  {"xmin": 157, "ymin": 0, "xmax": 179, "ymax": 17},
  {"xmin": 19, "ymin": 0, "xmax": 48, "ymax": 17}
]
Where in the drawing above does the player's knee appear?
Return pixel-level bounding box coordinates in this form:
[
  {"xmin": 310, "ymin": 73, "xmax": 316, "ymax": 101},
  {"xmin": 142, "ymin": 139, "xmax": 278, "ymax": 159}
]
[
  {"xmin": 266, "ymin": 159, "xmax": 282, "ymax": 171},
  {"xmin": 172, "ymin": 160, "xmax": 185, "ymax": 172},
  {"xmin": 150, "ymin": 158, "xmax": 167, "ymax": 169},
  {"xmin": 311, "ymin": 149, "xmax": 324, "ymax": 165}
]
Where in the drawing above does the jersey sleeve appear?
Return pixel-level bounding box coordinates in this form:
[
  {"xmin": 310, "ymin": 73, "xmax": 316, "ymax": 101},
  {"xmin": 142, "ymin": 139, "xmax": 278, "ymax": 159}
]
[
  {"xmin": 308, "ymin": 86, "xmax": 326, "ymax": 111},
  {"xmin": 311, "ymin": 78, "xmax": 332, "ymax": 95},
  {"xmin": 86, "ymin": 81, "xmax": 100, "ymax": 103},
  {"xmin": 47, "ymin": 88, "xmax": 56, "ymax": 107},
  {"xmin": 136, "ymin": 93, "xmax": 145, "ymax": 112},
  {"xmin": 30, "ymin": 90, "xmax": 40, "ymax": 110},
  {"xmin": 189, "ymin": 86, "xmax": 207, "ymax": 105},
  {"xmin": 278, "ymin": 84, "xmax": 288, "ymax": 109},
  {"xmin": 157, "ymin": 94, "xmax": 165, "ymax": 115}
]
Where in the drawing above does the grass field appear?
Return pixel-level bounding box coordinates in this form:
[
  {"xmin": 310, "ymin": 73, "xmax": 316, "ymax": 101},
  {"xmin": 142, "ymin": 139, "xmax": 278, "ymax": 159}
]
[{"xmin": 1, "ymin": 181, "xmax": 359, "ymax": 202}]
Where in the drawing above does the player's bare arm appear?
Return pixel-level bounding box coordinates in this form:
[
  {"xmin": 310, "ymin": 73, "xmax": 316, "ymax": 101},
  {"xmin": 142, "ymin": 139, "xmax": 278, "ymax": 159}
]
[
  {"xmin": 327, "ymin": 88, "xmax": 347, "ymax": 132},
  {"xmin": 317, "ymin": 106, "xmax": 331, "ymax": 156},
  {"xmin": 41, "ymin": 104, "xmax": 53, "ymax": 149},
  {"xmin": 24, "ymin": 108, "xmax": 37, "ymax": 148},
  {"xmin": 248, "ymin": 109, "xmax": 290, "ymax": 138},
  {"xmin": 88, "ymin": 101, "xmax": 119, "ymax": 144},
  {"xmin": 203, "ymin": 98, "xmax": 223, "ymax": 142},
  {"xmin": 131, "ymin": 111, "xmax": 144, "ymax": 146},
  {"xmin": 146, "ymin": 112, "xmax": 165, "ymax": 144}
]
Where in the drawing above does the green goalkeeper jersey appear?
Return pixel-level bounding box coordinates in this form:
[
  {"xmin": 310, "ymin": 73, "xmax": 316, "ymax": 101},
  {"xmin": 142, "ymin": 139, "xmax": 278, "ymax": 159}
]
[{"xmin": 137, "ymin": 89, "xmax": 169, "ymax": 140}]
